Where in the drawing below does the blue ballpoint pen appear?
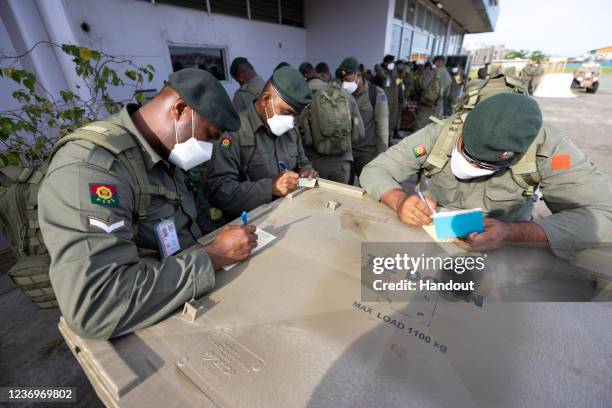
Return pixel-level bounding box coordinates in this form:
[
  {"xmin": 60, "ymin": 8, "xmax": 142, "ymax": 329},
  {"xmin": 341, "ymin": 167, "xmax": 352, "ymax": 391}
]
[
  {"xmin": 278, "ymin": 161, "xmax": 288, "ymax": 172},
  {"xmin": 241, "ymin": 210, "xmax": 248, "ymax": 225},
  {"xmin": 415, "ymin": 183, "xmax": 434, "ymax": 213}
]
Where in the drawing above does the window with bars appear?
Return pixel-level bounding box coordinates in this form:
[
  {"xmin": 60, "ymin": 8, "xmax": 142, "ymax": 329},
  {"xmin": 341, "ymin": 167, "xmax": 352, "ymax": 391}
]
[
  {"xmin": 210, "ymin": 0, "xmax": 248, "ymax": 18},
  {"xmin": 251, "ymin": 0, "xmax": 279, "ymax": 24},
  {"xmin": 155, "ymin": 0, "xmax": 207, "ymax": 11},
  {"xmin": 152, "ymin": 0, "xmax": 303, "ymax": 27},
  {"xmin": 280, "ymin": 0, "xmax": 304, "ymax": 27}
]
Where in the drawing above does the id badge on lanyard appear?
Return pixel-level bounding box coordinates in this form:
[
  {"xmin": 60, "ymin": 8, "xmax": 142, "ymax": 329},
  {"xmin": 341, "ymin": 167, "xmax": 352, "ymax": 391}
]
[{"xmin": 154, "ymin": 217, "xmax": 181, "ymax": 257}]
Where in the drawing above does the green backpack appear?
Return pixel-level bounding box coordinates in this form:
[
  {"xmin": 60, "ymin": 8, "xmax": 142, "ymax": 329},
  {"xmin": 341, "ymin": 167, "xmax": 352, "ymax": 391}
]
[
  {"xmin": 459, "ymin": 73, "xmax": 527, "ymax": 113},
  {"xmin": 300, "ymin": 84, "xmax": 359, "ymax": 155},
  {"xmin": 419, "ymin": 70, "xmax": 442, "ymax": 107},
  {"xmin": 0, "ymin": 166, "xmax": 52, "ymax": 308},
  {"xmin": 0, "ymin": 121, "xmax": 170, "ymax": 309}
]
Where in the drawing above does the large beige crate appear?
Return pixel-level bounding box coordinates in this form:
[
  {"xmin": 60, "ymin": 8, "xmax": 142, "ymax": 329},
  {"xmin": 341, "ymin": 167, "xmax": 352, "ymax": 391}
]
[{"xmin": 58, "ymin": 180, "xmax": 612, "ymax": 408}]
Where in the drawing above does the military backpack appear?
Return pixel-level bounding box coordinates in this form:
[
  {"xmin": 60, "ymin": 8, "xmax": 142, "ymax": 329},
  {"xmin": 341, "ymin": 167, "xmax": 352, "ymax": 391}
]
[
  {"xmin": 299, "ymin": 84, "xmax": 360, "ymax": 155},
  {"xmin": 0, "ymin": 121, "xmax": 169, "ymax": 308},
  {"xmin": 419, "ymin": 70, "xmax": 442, "ymax": 107}
]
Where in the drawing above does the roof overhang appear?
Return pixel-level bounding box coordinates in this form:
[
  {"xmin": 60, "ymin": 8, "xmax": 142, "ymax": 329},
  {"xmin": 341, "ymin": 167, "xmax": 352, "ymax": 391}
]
[{"xmin": 434, "ymin": 0, "xmax": 499, "ymax": 33}]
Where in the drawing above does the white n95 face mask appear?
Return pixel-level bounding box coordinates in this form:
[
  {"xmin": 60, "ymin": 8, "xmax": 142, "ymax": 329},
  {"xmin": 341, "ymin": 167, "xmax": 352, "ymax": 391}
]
[
  {"xmin": 342, "ymin": 79, "xmax": 358, "ymax": 94},
  {"xmin": 168, "ymin": 110, "xmax": 214, "ymax": 171},
  {"xmin": 387, "ymin": 63, "xmax": 395, "ymax": 71},
  {"xmin": 450, "ymin": 146, "xmax": 495, "ymax": 180},
  {"xmin": 265, "ymin": 101, "xmax": 294, "ymax": 136}
]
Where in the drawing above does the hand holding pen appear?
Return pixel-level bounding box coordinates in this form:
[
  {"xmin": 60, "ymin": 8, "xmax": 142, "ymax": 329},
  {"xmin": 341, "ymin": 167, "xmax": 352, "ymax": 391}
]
[{"xmin": 272, "ymin": 160, "xmax": 299, "ymax": 196}]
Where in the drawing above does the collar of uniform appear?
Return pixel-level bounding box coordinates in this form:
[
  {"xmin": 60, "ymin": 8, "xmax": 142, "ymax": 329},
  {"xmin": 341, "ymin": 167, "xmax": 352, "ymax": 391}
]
[
  {"xmin": 107, "ymin": 104, "xmax": 163, "ymax": 170},
  {"xmin": 244, "ymin": 102, "xmax": 267, "ymax": 133},
  {"xmin": 244, "ymin": 74, "xmax": 262, "ymax": 87}
]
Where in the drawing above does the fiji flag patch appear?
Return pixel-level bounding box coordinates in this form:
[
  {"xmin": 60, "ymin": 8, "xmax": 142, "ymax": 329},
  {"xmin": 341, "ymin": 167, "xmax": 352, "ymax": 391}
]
[
  {"xmin": 220, "ymin": 136, "xmax": 232, "ymax": 149},
  {"xmin": 90, "ymin": 183, "xmax": 119, "ymax": 207},
  {"xmin": 412, "ymin": 144, "xmax": 427, "ymax": 158}
]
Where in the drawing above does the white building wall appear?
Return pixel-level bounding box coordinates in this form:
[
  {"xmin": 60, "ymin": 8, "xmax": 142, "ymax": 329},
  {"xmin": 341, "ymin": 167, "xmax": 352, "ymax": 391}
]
[
  {"xmin": 61, "ymin": 0, "xmax": 307, "ymax": 98},
  {"xmin": 305, "ymin": 0, "xmax": 392, "ymax": 74},
  {"xmin": 0, "ymin": 18, "xmax": 22, "ymax": 112}
]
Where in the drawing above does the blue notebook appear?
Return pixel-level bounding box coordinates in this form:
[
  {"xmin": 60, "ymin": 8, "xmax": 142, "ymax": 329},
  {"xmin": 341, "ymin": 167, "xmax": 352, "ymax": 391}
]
[{"xmin": 433, "ymin": 208, "xmax": 485, "ymax": 240}]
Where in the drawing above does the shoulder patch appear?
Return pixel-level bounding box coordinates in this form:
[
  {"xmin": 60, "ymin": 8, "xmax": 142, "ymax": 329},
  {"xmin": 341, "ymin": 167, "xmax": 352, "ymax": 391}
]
[
  {"xmin": 380, "ymin": 93, "xmax": 387, "ymax": 102},
  {"xmin": 220, "ymin": 135, "xmax": 233, "ymax": 150},
  {"xmin": 412, "ymin": 144, "xmax": 427, "ymax": 158},
  {"xmin": 90, "ymin": 183, "xmax": 119, "ymax": 207},
  {"xmin": 551, "ymin": 154, "xmax": 571, "ymax": 170}
]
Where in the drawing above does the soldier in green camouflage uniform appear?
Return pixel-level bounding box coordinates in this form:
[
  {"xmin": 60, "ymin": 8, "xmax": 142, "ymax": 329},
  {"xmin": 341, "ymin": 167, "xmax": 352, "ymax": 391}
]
[
  {"xmin": 38, "ymin": 69, "xmax": 258, "ymax": 339},
  {"xmin": 337, "ymin": 57, "xmax": 389, "ymax": 183},
  {"xmin": 375, "ymin": 55, "xmax": 400, "ymax": 139},
  {"xmin": 521, "ymin": 60, "xmax": 545, "ymax": 95},
  {"xmin": 361, "ymin": 93, "xmax": 612, "ymax": 261},
  {"xmin": 230, "ymin": 57, "xmax": 265, "ymax": 113}
]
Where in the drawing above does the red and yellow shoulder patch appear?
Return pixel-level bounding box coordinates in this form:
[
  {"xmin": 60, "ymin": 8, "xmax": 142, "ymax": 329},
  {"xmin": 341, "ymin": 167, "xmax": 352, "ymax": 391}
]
[
  {"xmin": 90, "ymin": 183, "xmax": 118, "ymax": 207},
  {"xmin": 220, "ymin": 136, "xmax": 232, "ymax": 150},
  {"xmin": 412, "ymin": 144, "xmax": 427, "ymax": 158},
  {"xmin": 551, "ymin": 154, "xmax": 571, "ymax": 170}
]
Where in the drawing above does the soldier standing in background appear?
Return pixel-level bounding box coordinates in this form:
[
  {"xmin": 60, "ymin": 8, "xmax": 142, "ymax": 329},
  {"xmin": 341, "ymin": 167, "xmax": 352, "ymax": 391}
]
[
  {"xmin": 375, "ymin": 55, "xmax": 400, "ymax": 139},
  {"xmin": 445, "ymin": 64, "xmax": 465, "ymax": 116},
  {"xmin": 230, "ymin": 57, "xmax": 265, "ymax": 113},
  {"xmin": 315, "ymin": 62, "xmax": 332, "ymax": 82},
  {"xmin": 336, "ymin": 57, "xmax": 389, "ymax": 184},
  {"xmin": 414, "ymin": 60, "xmax": 442, "ymax": 131},
  {"xmin": 299, "ymin": 62, "xmax": 329, "ymax": 92},
  {"xmin": 521, "ymin": 59, "xmax": 545, "ymax": 95},
  {"xmin": 433, "ymin": 55, "xmax": 452, "ymax": 119}
]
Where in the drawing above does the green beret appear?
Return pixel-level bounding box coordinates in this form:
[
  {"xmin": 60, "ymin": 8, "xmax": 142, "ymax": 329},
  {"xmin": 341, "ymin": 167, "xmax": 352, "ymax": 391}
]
[
  {"xmin": 462, "ymin": 93, "xmax": 543, "ymax": 164},
  {"xmin": 167, "ymin": 68, "xmax": 240, "ymax": 132},
  {"xmin": 337, "ymin": 57, "xmax": 359, "ymax": 79},
  {"xmin": 270, "ymin": 66, "xmax": 312, "ymax": 111}
]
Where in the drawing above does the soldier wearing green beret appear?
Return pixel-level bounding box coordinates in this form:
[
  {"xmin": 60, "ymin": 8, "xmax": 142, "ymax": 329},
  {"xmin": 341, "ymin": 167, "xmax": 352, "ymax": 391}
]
[
  {"xmin": 230, "ymin": 57, "xmax": 265, "ymax": 113},
  {"xmin": 38, "ymin": 69, "xmax": 258, "ymax": 339},
  {"xmin": 361, "ymin": 93, "xmax": 612, "ymax": 261},
  {"xmin": 204, "ymin": 66, "xmax": 318, "ymax": 219},
  {"xmin": 337, "ymin": 57, "xmax": 389, "ymax": 183}
]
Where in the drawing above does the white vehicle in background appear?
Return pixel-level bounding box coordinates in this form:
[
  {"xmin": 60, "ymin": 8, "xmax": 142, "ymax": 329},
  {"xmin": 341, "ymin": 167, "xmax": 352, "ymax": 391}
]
[{"xmin": 572, "ymin": 62, "xmax": 601, "ymax": 93}]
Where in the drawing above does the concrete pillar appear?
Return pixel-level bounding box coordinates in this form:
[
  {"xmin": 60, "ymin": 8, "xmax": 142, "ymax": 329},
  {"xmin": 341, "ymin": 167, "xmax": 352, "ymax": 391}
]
[
  {"xmin": 36, "ymin": 0, "xmax": 90, "ymax": 99},
  {"xmin": 442, "ymin": 17, "xmax": 451, "ymax": 56},
  {"xmin": 0, "ymin": 0, "xmax": 69, "ymax": 99}
]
